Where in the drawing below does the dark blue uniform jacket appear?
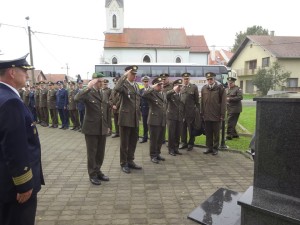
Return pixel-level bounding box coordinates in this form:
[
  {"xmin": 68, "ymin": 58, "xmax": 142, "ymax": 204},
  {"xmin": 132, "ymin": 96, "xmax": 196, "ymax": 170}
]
[
  {"xmin": 140, "ymin": 88, "xmax": 149, "ymax": 116},
  {"xmin": 56, "ymin": 88, "xmax": 68, "ymax": 109},
  {"xmin": 0, "ymin": 83, "xmax": 44, "ymax": 203}
]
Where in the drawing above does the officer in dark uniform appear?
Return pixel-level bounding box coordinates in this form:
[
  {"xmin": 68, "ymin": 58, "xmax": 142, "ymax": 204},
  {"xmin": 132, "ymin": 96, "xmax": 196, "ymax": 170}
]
[
  {"xmin": 28, "ymin": 85, "xmax": 37, "ymax": 122},
  {"xmin": 226, "ymin": 77, "xmax": 243, "ymax": 140},
  {"xmin": 56, "ymin": 81, "xmax": 69, "ymax": 130},
  {"xmin": 39, "ymin": 81, "xmax": 49, "ymax": 127},
  {"xmin": 0, "ymin": 54, "xmax": 44, "ymax": 225},
  {"xmin": 22, "ymin": 84, "xmax": 30, "ymax": 106},
  {"xmin": 34, "ymin": 82, "xmax": 42, "ymax": 124},
  {"xmin": 179, "ymin": 72, "xmax": 200, "ymax": 151},
  {"xmin": 102, "ymin": 79, "xmax": 112, "ymax": 135},
  {"xmin": 201, "ymin": 72, "xmax": 226, "ymax": 155},
  {"xmin": 76, "ymin": 80, "xmax": 85, "ymax": 132},
  {"xmin": 47, "ymin": 81, "xmax": 58, "ymax": 128},
  {"xmin": 142, "ymin": 77, "xmax": 167, "ymax": 163},
  {"xmin": 115, "ymin": 65, "xmax": 142, "ymax": 173},
  {"xmin": 166, "ymin": 79, "xmax": 184, "ymax": 156},
  {"xmin": 109, "ymin": 77, "xmax": 120, "ymax": 138},
  {"xmin": 139, "ymin": 76, "xmax": 150, "ymax": 143},
  {"xmin": 68, "ymin": 81, "xmax": 80, "ymax": 131},
  {"xmin": 74, "ymin": 73, "xmax": 110, "ymax": 185}
]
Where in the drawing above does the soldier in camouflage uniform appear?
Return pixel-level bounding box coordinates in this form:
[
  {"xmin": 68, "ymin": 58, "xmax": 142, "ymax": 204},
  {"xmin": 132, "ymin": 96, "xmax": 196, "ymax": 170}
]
[{"xmin": 225, "ymin": 77, "xmax": 243, "ymax": 140}]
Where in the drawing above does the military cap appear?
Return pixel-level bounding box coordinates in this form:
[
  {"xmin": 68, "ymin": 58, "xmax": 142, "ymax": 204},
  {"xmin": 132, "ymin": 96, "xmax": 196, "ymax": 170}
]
[
  {"xmin": 112, "ymin": 77, "xmax": 119, "ymax": 83},
  {"xmin": 48, "ymin": 81, "xmax": 54, "ymax": 86},
  {"xmin": 173, "ymin": 79, "xmax": 183, "ymax": 86},
  {"xmin": 141, "ymin": 76, "xmax": 150, "ymax": 82},
  {"xmin": 77, "ymin": 80, "xmax": 83, "ymax": 84},
  {"xmin": 104, "ymin": 79, "xmax": 109, "ymax": 84},
  {"xmin": 159, "ymin": 73, "xmax": 169, "ymax": 78},
  {"xmin": 69, "ymin": 81, "xmax": 76, "ymax": 85},
  {"xmin": 39, "ymin": 81, "xmax": 46, "ymax": 85},
  {"xmin": 152, "ymin": 77, "xmax": 164, "ymax": 85},
  {"xmin": 0, "ymin": 53, "xmax": 34, "ymax": 70},
  {"xmin": 182, "ymin": 72, "xmax": 191, "ymax": 78},
  {"xmin": 227, "ymin": 77, "xmax": 237, "ymax": 82},
  {"xmin": 56, "ymin": 81, "xmax": 63, "ymax": 85},
  {"xmin": 92, "ymin": 72, "xmax": 105, "ymax": 78},
  {"xmin": 124, "ymin": 65, "xmax": 138, "ymax": 73},
  {"xmin": 205, "ymin": 72, "xmax": 216, "ymax": 79}
]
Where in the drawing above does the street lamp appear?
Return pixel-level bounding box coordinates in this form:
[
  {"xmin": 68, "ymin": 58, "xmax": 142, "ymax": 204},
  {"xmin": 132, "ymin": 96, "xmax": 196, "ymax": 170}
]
[{"xmin": 25, "ymin": 16, "xmax": 35, "ymax": 85}]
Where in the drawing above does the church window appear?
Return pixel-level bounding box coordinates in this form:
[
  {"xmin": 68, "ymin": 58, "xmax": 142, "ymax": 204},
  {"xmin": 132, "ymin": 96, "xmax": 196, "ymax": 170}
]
[
  {"xmin": 113, "ymin": 15, "xmax": 117, "ymax": 28},
  {"xmin": 143, "ymin": 55, "xmax": 151, "ymax": 63},
  {"xmin": 112, "ymin": 57, "xmax": 118, "ymax": 64},
  {"xmin": 176, "ymin": 57, "xmax": 182, "ymax": 63}
]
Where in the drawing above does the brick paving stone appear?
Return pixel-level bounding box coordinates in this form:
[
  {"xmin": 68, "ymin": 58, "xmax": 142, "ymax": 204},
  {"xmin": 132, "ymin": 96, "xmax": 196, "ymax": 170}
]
[{"xmin": 35, "ymin": 126, "xmax": 254, "ymax": 225}]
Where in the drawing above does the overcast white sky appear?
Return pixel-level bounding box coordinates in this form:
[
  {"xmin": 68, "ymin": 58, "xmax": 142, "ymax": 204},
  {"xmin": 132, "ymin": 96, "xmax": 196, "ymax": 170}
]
[{"xmin": 0, "ymin": 0, "xmax": 298, "ymax": 79}]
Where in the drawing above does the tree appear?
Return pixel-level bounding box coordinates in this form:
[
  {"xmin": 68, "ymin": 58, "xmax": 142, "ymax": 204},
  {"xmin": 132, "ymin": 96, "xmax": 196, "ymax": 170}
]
[
  {"xmin": 252, "ymin": 62, "xmax": 291, "ymax": 96},
  {"xmin": 232, "ymin": 26, "xmax": 269, "ymax": 52}
]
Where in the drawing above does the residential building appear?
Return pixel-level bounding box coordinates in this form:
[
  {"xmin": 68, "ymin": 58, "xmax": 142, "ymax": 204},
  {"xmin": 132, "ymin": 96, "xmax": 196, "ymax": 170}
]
[{"xmin": 227, "ymin": 34, "xmax": 300, "ymax": 94}]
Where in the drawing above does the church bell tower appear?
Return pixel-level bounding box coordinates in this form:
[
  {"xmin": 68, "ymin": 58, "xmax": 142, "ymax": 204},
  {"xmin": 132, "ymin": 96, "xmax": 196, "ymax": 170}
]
[{"xmin": 105, "ymin": 0, "xmax": 124, "ymax": 33}]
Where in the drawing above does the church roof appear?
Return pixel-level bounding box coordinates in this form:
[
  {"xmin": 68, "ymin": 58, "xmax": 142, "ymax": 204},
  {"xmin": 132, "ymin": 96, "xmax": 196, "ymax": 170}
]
[
  {"xmin": 105, "ymin": 0, "xmax": 123, "ymax": 7},
  {"xmin": 104, "ymin": 28, "xmax": 209, "ymax": 52}
]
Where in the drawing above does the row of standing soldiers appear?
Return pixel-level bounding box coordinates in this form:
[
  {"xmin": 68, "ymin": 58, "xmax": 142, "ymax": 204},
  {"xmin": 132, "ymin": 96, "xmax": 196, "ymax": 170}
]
[{"xmin": 19, "ymin": 80, "xmax": 86, "ymax": 131}]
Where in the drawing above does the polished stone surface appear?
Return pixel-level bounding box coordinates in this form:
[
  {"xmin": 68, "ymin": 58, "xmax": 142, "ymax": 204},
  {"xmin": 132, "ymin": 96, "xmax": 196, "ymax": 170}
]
[
  {"xmin": 188, "ymin": 188, "xmax": 242, "ymax": 225},
  {"xmin": 253, "ymin": 94, "xmax": 300, "ymax": 198},
  {"xmin": 238, "ymin": 186, "xmax": 300, "ymax": 225}
]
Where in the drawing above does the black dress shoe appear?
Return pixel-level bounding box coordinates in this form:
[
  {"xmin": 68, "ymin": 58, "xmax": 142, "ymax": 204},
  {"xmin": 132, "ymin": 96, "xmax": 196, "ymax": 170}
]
[
  {"xmin": 212, "ymin": 149, "xmax": 218, "ymax": 155},
  {"xmin": 62, "ymin": 127, "xmax": 68, "ymax": 130},
  {"xmin": 139, "ymin": 140, "xmax": 147, "ymax": 143},
  {"xmin": 59, "ymin": 126, "xmax": 64, "ymax": 129},
  {"xmin": 89, "ymin": 177, "xmax": 101, "ymax": 185},
  {"xmin": 70, "ymin": 127, "xmax": 76, "ymax": 130},
  {"xmin": 112, "ymin": 134, "xmax": 120, "ymax": 138},
  {"xmin": 157, "ymin": 155, "xmax": 165, "ymax": 161},
  {"xmin": 121, "ymin": 165, "xmax": 131, "ymax": 174},
  {"xmin": 174, "ymin": 151, "xmax": 182, "ymax": 155},
  {"xmin": 97, "ymin": 174, "xmax": 110, "ymax": 181},
  {"xmin": 169, "ymin": 151, "xmax": 176, "ymax": 156},
  {"xmin": 226, "ymin": 135, "xmax": 233, "ymax": 140},
  {"xmin": 179, "ymin": 144, "xmax": 188, "ymax": 149},
  {"xmin": 128, "ymin": 162, "xmax": 142, "ymax": 170},
  {"xmin": 187, "ymin": 145, "xmax": 194, "ymax": 151},
  {"xmin": 203, "ymin": 149, "xmax": 213, "ymax": 154},
  {"xmin": 151, "ymin": 157, "xmax": 159, "ymax": 164}
]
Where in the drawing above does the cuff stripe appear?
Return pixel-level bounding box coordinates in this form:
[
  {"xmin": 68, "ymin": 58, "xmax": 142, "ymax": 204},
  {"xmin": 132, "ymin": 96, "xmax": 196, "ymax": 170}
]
[{"xmin": 12, "ymin": 169, "xmax": 33, "ymax": 186}]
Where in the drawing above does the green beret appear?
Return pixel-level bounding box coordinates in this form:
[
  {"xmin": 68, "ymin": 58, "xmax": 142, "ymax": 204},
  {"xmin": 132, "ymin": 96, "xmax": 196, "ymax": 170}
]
[{"xmin": 92, "ymin": 72, "xmax": 105, "ymax": 78}]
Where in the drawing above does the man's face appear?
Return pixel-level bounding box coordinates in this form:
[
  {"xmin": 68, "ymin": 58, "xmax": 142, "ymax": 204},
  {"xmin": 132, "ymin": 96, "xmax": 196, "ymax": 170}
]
[
  {"xmin": 78, "ymin": 83, "xmax": 83, "ymax": 88},
  {"xmin": 143, "ymin": 80, "xmax": 149, "ymax": 88},
  {"xmin": 58, "ymin": 84, "xmax": 63, "ymax": 89},
  {"xmin": 183, "ymin": 77, "xmax": 189, "ymax": 85},
  {"xmin": 70, "ymin": 84, "xmax": 75, "ymax": 90},
  {"xmin": 49, "ymin": 85, "xmax": 54, "ymax": 90},
  {"xmin": 154, "ymin": 83, "xmax": 163, "ymax": 92},
  {"xmin": 228, "ymin": 81, "xmax": 235, "ymax": 88},
  {"xmin": 95, "ymin": 78, "xmax": 104, "ymax": 89},
  {"xmin": 103, "ymin": 83, "xmax": 108, "ymax": 88},
  {"xmin": 11, "ymin": 67, "xmax": 29, "ymax": 89},
  {"xmin": 162, "ymin": 77, "xmax": 169, "ymax": 85},
  {"xmin": 206, "ymin": 77, "xmax": 215, "ymax": 85},
  {"xmin": 127, "ymin": 71, "xmax": 137, "ymax": 82}
]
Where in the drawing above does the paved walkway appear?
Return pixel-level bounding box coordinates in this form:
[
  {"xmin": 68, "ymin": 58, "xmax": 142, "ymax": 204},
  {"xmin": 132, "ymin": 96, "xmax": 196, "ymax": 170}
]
[{"xmin": 35, "ymin": 126, "xmax": 254, "ymax": 225}]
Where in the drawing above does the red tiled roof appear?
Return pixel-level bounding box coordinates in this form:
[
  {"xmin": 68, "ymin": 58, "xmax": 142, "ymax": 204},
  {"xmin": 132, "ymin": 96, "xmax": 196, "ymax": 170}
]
[
  {"xmin": 104, "ymin": 28, "xmax": 208, "ymax": 52},
  {"xmin": 45, "ymin": 74, "xmax": 72, "ymax": 83},
  {"xmin": 186, "ymin": 35, "xmax": 209, "ymax": 53}
]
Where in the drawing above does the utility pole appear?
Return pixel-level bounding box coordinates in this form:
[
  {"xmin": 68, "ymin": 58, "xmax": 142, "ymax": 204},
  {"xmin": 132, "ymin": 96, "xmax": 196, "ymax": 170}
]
[{"xmin": 25, "ymin": 16, "xmax": 35, "ymax": 85}]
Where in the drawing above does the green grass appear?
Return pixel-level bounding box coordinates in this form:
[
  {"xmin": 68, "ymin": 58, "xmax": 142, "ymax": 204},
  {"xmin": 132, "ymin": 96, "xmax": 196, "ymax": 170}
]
[
  {"xmin": 238, "ymin": 106, "xmax": 256, "ymax": 133},
  {"xmin": 243, "ymin": 94, "xmax": 256, "ymax": 100}
]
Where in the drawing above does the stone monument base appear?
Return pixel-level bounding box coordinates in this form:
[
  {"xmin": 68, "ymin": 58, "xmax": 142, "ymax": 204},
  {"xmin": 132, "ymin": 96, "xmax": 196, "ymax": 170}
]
[
  {"xmin": 238, "ymin": 186, "xmax": 300, "ymax": 225},
  {"xmin": 188, "ymin": 188, "xmax": 242, "ymax": 225}
]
